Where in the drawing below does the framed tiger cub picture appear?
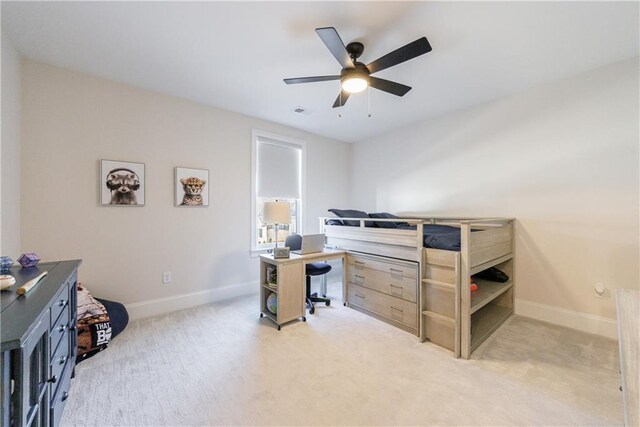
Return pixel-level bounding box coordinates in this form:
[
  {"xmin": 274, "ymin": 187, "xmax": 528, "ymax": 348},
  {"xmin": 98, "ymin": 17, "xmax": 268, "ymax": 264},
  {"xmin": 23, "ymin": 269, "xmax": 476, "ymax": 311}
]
[{"xmin": 175, "ymin": 167, "xmax": 209, "ymax": 207}]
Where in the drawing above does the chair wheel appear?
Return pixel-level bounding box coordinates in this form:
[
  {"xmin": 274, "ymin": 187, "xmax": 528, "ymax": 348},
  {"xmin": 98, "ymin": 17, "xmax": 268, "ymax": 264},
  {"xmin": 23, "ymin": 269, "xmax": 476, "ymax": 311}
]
[
  {"xmin": 260, "ymin": 313, "xmax": 264, "ymax": 318},
  {"xmin": 322, "ymin": 294, "xmax": 327, "ymax": 298},
  {"xmin": 325, "ymin": 301, "xmax": 330, "ymax": 306},
  {"xmin": 277, "ymin": 325, "xmax": 281, "ymax": 331},
  {"xmin": 343, "ymin": 302, "xmax": 347, "ymax": 306},
  {"xmin": 309, "ymin": 307, "xmax": 315, "ymax": 315},
  {"xmin": 302, "ymin": 316, "xmax": 306, "ymax": 322}
]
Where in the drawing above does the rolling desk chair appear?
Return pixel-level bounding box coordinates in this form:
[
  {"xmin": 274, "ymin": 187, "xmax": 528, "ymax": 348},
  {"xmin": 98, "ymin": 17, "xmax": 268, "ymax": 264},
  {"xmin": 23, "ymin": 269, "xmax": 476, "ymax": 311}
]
[{"xmin": 285, "ymin": 234, "xmax": 331, "ymax": 315}]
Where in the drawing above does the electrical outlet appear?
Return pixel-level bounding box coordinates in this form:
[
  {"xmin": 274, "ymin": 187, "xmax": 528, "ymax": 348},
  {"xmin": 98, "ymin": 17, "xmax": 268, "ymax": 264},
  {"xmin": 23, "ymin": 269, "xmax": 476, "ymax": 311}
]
[{"xmin": 162, "ymin": 272, "xmax": 172, "ymax": 284}]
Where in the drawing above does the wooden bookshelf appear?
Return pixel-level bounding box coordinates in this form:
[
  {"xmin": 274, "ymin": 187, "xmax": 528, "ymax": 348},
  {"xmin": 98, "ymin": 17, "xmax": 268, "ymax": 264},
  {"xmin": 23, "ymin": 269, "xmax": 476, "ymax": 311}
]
[
  {"xmin": 471, "ymin": 279, "xmax": 513, "ymax": 314},
  {"xmin": 470, "ymin": 301, "xmax": 512, "ymax": 352}
]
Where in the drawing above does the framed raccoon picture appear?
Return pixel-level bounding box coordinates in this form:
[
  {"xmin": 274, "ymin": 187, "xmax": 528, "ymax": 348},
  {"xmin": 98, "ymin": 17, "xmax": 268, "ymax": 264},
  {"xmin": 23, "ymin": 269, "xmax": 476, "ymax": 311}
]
[
  {"xmin": 175, "ymin": 167, "xmax": 209, "ymax": 207},
  {"xmin": 100, "ymin": 159, "xmax": 145, "ymax": 206}
]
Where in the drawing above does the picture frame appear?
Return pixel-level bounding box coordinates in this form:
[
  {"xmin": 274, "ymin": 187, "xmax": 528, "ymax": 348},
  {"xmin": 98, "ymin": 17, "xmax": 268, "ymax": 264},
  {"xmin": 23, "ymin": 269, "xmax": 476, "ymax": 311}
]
[
  {"xmin": 100, "ymin": 159, "xmax": 145, "ymax": 206},
  {"xmin": 273, "ymin": 247, "xmax": 290, "ymax": 259},
  {"xmin": 175, "ymin": 167, "xmax": 209, "ymax": 207}
]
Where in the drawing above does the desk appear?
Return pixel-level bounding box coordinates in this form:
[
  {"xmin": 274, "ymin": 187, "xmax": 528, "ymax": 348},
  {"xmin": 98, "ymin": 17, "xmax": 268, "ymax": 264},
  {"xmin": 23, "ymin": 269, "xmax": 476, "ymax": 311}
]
[
  {"xmin": 616, "ymin": 289, "xmax": 639, "ymax": 427},
  {"xmin": 259, "ymin": 249, "xmax": 346, "ymax": 329}
]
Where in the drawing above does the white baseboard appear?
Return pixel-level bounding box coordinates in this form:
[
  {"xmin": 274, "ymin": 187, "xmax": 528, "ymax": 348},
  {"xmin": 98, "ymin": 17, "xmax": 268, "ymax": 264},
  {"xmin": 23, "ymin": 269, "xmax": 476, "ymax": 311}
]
[
  {"xmin": 515, "ymin": 298, "xmax": 617, "ymax": 339},
  {"xmin": 126, "ymin": 281, "xmax": 257, "ymax": 321}
]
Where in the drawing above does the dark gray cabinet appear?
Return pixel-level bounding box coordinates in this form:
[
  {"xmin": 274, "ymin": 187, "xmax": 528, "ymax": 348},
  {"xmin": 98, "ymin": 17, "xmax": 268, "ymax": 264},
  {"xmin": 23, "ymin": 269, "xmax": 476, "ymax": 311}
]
[{"xmin": 1, "ymin": 260, "xmax": 81, "ymax": 427}]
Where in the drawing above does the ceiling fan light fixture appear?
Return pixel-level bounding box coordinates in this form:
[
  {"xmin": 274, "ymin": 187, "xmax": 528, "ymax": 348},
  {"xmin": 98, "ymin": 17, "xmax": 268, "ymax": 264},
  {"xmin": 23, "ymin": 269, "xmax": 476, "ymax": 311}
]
[
  {"xmin": 341, "ymin": 75, "xmax": 369, "ymax": 93},
  {"xmin": 283, "ymin": 27, "xmax": 431, "ymax": 108}
]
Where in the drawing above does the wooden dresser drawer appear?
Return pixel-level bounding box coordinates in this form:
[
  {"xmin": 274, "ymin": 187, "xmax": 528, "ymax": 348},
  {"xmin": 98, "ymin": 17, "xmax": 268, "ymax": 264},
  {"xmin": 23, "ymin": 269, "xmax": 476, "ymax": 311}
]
[
  {"xmin": 347, "ymin": 253, "xmax": 418, "ymax": 279},
  {"xmin": 348, "ymin": 267, "xmax": 417, "ymax": 303},
  {"xmin": 347, "ymin": 283, "xmax": 417, "ymax": 328}
]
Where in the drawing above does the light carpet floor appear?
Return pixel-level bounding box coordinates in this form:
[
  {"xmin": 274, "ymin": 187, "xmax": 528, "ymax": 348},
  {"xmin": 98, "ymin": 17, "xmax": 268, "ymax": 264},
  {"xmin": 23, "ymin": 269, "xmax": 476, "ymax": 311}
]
[{"xmin": 61, "ymin": 286, "xmax": 622, "ymax": 426}]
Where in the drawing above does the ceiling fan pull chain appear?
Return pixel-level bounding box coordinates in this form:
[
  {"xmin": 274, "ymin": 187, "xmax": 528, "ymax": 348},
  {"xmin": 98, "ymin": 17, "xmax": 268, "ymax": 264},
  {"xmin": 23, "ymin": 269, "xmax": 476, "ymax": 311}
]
[
  {"xmin": 367, "ymin": 86, "xmax": 372, "ymax": 118},
  {"xmin": 338, "ymin": 89, "xmax": 342, "ymax": 118}
]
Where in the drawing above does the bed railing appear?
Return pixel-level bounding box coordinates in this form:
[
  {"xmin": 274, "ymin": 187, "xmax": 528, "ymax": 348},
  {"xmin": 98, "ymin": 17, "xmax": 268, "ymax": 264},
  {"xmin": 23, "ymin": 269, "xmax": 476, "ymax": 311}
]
[{"xmin": 320, "ymin": 217, "xmax": 425, "ymax": 261}]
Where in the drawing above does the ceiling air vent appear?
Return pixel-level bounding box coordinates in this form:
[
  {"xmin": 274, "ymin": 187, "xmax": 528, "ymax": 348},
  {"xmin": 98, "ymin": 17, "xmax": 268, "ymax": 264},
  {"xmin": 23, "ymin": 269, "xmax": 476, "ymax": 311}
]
[{"xmin": 293, "ymin": 106, "xmax": 312, "ymax": 115}]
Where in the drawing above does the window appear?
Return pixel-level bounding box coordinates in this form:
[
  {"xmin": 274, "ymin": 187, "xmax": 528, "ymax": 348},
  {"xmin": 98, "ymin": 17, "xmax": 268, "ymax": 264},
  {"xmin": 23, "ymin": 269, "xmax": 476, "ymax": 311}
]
[{"xmin": 251, "ymin": 130, "xmax": 305, "ymax": 252}]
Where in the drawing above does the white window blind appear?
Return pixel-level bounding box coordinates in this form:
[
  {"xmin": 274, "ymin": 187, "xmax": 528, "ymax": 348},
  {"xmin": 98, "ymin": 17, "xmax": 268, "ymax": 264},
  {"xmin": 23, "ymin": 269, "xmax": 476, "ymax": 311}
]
[{"xmin": 256, "ymin": 139, "xmax": 301, "ymax": 199}]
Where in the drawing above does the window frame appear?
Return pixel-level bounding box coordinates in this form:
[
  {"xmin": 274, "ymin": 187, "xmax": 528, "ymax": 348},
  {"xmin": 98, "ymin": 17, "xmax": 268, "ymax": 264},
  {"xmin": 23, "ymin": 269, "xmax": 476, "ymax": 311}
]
[{"xmin": 251, "ymin": 129, "xmax": 306, "ymax": 255}]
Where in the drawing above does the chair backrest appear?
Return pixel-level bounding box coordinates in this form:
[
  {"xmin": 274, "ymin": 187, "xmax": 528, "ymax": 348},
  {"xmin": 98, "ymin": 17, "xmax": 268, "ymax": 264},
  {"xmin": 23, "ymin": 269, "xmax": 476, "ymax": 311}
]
[{"xmin": 285, "ymin": 233, "xmax": 302, "ymax": 251}]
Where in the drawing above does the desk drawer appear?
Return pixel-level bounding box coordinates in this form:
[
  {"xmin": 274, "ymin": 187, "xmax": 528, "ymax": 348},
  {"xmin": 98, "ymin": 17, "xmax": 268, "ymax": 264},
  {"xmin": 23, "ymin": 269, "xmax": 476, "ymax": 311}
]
[
  {"xmin": 347, "ymin": 283, "xmax": 417, "ymax": 328},
  {"xmin": 348, "ymin": 267, "xmax": 417, "ymax": 303},
  {"xmin": 50, "ymin": 284, "xmax": 70, "ymax": 327},
  {"xmin": 347, "ymin": 253, "xmax": 418, "ymax": 279}
]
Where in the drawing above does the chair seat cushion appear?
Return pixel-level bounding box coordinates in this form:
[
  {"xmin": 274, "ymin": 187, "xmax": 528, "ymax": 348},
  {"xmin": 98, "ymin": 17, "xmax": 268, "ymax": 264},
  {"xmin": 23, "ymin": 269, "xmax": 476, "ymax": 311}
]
[{"xmin": 306, "ymin": 262, "xmax": 332, "ymax": 276}]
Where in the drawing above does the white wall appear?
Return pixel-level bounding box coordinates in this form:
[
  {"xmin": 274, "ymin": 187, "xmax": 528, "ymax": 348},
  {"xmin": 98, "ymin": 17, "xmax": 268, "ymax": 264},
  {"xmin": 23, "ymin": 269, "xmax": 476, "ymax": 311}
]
[
  {"xmin": 1, "ymin": 31, "xmax": 22, "ymax": 256},
  {"xmin": 21, "ymin": 60, "xmax": 351, "ymax": 318},
  {"xmin": 351, "ymin": 59, "xmax": 639, "ymax": 333}
]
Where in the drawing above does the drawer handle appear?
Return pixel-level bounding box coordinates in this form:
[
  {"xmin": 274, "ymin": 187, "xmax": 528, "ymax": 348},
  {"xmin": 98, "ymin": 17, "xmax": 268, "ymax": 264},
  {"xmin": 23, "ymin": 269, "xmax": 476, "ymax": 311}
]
[
  {"xmin": 389, "ymin": 268, "xmax": 404, "ymax": 277},
  {"xmin": 354, "ymin": 261, "xmax": 365, "ymax": 269},
  {"xmin": 47, "ymin": 375, "xmax": 57, "ymax": 384},
  {"xmin": 354, "ymin": 294, "xmax": 365, "ymax": 299},
  {"xmin": 354, "ymin": 274, "xmax": 365, "ymax": 280},
  {"xmin": 59, "ymin": 356, "xmax": 67, "ymax": 365},
  {"xmin": 390, "ymin": 306, "xmax": 404, "ymax": 320},
  {"xmin": 62, "ymin": 391, "xmax": 69, "ymax": 402},
  {"xmin": 389, "ymin": 284, "xmax": 404, "ymax": 295},
  {"xmin": 58, "ymin": 299, "xmax": 67, "ymax": 307},
  {"xmin": 58, "ymin": 324, "xmax": 69, "ymax": 333}
]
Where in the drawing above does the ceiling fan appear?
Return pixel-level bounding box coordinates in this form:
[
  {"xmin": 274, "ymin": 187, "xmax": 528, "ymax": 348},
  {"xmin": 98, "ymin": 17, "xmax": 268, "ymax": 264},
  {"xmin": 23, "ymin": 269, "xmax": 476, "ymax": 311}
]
[{"xmin": 284, "ymin": 27, "xmax": 432, "ymax": 108}]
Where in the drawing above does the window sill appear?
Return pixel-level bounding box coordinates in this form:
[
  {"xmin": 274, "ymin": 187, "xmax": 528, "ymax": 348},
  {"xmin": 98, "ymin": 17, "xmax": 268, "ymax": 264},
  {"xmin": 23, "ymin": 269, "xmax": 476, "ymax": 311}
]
[{"xmin": 250, "ymin": 248, "xmax": 273, "ymax": 258}]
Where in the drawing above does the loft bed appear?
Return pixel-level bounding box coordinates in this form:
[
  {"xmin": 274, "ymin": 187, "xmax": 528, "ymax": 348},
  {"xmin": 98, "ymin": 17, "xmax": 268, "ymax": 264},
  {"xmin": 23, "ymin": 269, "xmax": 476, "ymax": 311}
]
[{"xmin": 319, "ymin": 214, "xmax": 515, "ymax": 359}]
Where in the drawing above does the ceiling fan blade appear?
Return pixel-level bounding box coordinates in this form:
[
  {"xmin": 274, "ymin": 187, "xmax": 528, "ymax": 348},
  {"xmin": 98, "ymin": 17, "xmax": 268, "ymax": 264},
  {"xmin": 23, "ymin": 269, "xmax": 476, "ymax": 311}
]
[
  {"xmin": 332, "ymin": 90, "xmax": 351, "ymax": 108},
  {"xmin": 283, "ymin": 75, "xmax": 341, "ymax": 85},
  {"xmin": 369, "ymin": 77, "xmax": 412, "ymax": 97},
  {"xmin": 367, "ymin": 37, "xmax": 432, "ymax": 74},
  {"xmin": 316, "ymin": 27, "xmax": 355, "ymax": 69}
]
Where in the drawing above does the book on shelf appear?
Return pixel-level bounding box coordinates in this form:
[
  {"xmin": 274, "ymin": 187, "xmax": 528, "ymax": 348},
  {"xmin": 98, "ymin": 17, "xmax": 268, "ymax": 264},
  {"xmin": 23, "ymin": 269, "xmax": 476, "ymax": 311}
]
[{"xmin": 266, "ymin": 265, "xmax": 277, "ymax": 286}]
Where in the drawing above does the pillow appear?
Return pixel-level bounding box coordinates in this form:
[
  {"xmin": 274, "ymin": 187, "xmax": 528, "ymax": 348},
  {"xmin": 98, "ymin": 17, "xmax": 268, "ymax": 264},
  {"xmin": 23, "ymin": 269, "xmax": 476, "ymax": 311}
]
[
  {"xmin": 328, "ymin": 209, "xmax": 374, "ymax": 227},
  {"xmin": 76, "ymin": 283, "xmax": 112, "ymax": 363},
  {"xmin": 369, "ymin": 212, "xmax": 410, "ymax": 228},
  {"xmin": 325, "ymin": 219, "xmax": 344, "ymax": 226}
]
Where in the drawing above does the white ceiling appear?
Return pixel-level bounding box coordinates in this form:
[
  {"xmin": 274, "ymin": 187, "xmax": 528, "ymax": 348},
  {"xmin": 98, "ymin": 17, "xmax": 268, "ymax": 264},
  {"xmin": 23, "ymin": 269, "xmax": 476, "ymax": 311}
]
[{"xmin": 2, "ymin": 1, "xmax": 638, "ymax": 143}]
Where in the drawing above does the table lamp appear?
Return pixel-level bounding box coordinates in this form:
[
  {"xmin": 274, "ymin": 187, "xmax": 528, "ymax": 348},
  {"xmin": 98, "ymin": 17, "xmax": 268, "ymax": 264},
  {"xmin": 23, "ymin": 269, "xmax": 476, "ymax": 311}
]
[{"xmin": 263, "ymin": 201, "xmax": 291, "ymax": 257}]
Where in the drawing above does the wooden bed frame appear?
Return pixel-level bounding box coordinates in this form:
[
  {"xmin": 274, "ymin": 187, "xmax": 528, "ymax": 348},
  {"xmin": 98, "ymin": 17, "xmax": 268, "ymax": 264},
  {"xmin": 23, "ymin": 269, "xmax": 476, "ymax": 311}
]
[{"xmin": 319, "ymin": 216, "xmax": 515, "ymax": 359}]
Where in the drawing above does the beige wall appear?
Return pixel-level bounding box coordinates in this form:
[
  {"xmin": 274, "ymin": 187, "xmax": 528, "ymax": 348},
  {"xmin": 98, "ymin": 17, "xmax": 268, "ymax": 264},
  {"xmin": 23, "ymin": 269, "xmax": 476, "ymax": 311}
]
[
  {"xmin": 1, "ymin": 31, "xmax": 22, "ymax": 256},
  {"xmin": 351, "ymin": 59, "xmax": 639, "ymax": 323},
  {"xmin": 21, "ymin": 60, "xmax": 351, "ymax": 313}
]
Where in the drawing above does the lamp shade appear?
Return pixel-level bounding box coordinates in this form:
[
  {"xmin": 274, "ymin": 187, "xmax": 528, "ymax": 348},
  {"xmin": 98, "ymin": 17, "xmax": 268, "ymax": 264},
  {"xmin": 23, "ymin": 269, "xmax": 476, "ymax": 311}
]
[{"xmin": 263, "ymin": 201, "xmax": 291, "ymax": 225}]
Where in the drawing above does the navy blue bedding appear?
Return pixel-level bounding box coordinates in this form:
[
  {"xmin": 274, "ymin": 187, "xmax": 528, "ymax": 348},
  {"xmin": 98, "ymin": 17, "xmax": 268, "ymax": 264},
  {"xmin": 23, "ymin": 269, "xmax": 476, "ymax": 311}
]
[
  {"xmin": 326, "ymin": 209, "xmax": 467, "ymax": 251},
  {"xmin": 397, "ymin": 224, "xmax": 463, "ymax": 251}
]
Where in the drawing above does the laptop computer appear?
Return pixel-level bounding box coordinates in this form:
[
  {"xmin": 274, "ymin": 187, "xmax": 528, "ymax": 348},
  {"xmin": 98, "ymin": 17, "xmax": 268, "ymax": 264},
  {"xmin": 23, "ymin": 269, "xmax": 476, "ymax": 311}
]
[{"xmin": 291, "ymin": 234, "xmax": 325, "ymax": 255}]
